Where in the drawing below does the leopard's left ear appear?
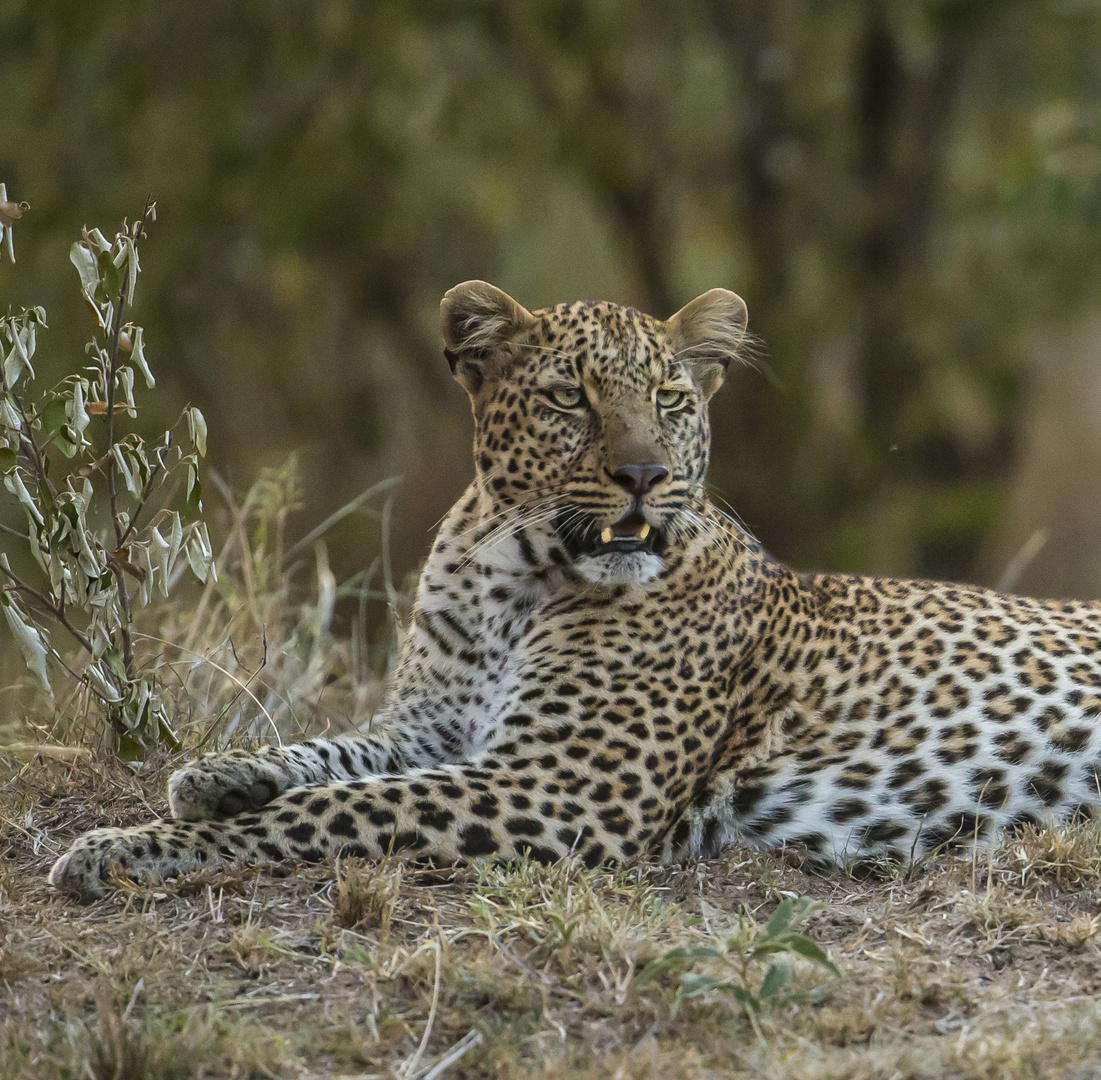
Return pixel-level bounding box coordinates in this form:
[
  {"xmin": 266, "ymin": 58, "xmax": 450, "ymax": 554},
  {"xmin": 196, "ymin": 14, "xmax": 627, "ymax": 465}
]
[
  {"xmin": 666, "ymin": 289, "xmax": 749, "ymax": 399},
  {"xmin": 441, "ymin": 280, "xmax": 536, "ymax": 395}
]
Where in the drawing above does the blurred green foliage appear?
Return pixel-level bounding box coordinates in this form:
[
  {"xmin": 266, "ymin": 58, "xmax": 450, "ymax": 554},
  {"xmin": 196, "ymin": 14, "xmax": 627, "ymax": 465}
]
[{"xmin": 3, "ymin": 0, "xmax": 1101, "ymax": 596}]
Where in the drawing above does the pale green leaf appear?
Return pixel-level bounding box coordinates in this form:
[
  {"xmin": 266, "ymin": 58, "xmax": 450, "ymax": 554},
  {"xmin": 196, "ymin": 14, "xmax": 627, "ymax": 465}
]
[
  {"xmin": 4, "ymin": 468, "xmax": 44, "ymax": 526},
  {"xmin": 117, "ymin": 366, "xmax": 136, "ymax": 414},
  {"xmin": 0, "ymin": 399, "xmax": 21, "ymax": 432},
  {"xmin": 186, "ymin": 406, "xmax": 207, "ymax": 457},
  {"xmin": 70, "ymin": 242, "xmax": 100, "ymax": 294},
  {"xmin": 1, "ymin": 589, "xmax": 52, "ymax": 701},
  {"xmin": 726, "ymin": 985, "xmax": 761, "ymax": 1012},
  {"xmin": 129, "ymin": 326, "xmax": 154, "ymax": 388},
  {"xmin": 167, "ymin": 511, "xmax": 183, "ymax": 580},
  {"xmin": 3, "ymin": 321, "xmax": 33, "ymax": 387},
  {"xmin": 83, "ymin": 227, "xmax": 111, "ymax": 254},
  {"xmin": 185, "ymin": 526, "xmax": 213, "ymax": 583},
  {"xmin": 132, "ymin": 541, "xmax": 154, "ymax": 606},
  {"xmin": 155, "ymin": 707, "xmax": 181, "ymax": 752},
  {"xmin": 68, "ymin": 379, "xmax": 91, "ymax": 439},
  {"xmin": 637, "ymin": 945, "xmax": 722, "ymax": 984},
  {"xmin": 112, "ymin": 445, "xmax": 140, "ymax": 496},
  {"xmin": 764, "ymin": 899, "xmax": 794, "ymax": 940},
  {"xmin": 787, "ymin": 935, "xmax": 841, "ymax": 977},
  {"xmin": 186, "ymin": 463, "xmax": 202, "ymax": 512},
  {"xmin": 148, "ymin": 524, "xmax": 171, "ymax": 597},
  {"xmin": 758, "ymin": 960, "xmax": 791, "ymax": 999}
]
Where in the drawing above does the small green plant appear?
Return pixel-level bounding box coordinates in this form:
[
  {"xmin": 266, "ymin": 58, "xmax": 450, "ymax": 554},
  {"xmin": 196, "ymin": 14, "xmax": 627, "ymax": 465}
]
[
  {"xmin": 0, "ymin": 192, "xmax": 212, "ymax": 757},
  {"xmin": 638, "ymin": 896, "xmax": 840, "ymax": 1018}
]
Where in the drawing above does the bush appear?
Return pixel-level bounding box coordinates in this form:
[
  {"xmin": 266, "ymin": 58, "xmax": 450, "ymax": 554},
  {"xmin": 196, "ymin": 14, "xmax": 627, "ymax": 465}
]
[{"xmin": 0, "ymin": 193, "xmax": 211, "ymax": 758}]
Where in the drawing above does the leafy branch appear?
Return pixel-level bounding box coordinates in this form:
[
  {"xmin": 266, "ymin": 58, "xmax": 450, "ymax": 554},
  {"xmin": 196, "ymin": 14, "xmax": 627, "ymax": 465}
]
[{"xmin": 0, "ymin": 192, "xmax": 213, "ymax": 758}]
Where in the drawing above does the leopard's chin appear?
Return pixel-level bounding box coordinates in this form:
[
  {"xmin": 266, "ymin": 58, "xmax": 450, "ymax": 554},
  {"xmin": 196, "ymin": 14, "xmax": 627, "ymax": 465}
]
[{"xmin": 574, "ymin": 550, "xmax": 665, "ymax": 586}]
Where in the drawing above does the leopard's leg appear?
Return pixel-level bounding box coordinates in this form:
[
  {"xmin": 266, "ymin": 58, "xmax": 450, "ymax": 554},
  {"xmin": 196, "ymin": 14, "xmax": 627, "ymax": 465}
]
[
  {"xmin": 167, "ymin": 732, "xmax": 405, "ymax": 822},
  {"xmin": 169, "ymin": 546, "xmax": 495, "ymax": 824},
  {"xmin": 49, "ymin": 761, "xmax": 659, "ymax": 900}
]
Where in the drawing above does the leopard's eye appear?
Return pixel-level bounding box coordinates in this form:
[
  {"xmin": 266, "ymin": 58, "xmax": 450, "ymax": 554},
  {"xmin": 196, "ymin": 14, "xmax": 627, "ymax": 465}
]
[
  {"xmin": 548, "ymin": 386, "xmax": 585, "ymax": 409},
  {"xmin": 656, "ymin": 387, "xmax": 688, "ymax": 410}
]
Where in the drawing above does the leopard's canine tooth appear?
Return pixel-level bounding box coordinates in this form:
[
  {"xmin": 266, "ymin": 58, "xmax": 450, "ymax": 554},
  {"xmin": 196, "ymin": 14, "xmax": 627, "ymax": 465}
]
[
  {"xmin": 600, "ymin": 527, "xmax": 613, "ymax": 544},
  {"xmin": 638, "ymin": 523, "xmax": 651, "ymax": 540}
]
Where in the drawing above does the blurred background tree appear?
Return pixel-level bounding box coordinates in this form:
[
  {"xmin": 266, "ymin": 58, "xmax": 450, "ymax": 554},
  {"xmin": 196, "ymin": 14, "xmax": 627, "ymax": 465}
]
[{"xmin": 3, "ymin": 0, "xmax": 1101, "ymax": 645}]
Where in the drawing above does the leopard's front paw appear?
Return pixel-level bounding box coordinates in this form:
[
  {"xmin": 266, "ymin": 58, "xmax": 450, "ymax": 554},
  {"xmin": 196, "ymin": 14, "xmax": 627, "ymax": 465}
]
[
  {"xmin": 48, "ymin": 827, "xmax": 149, "ymax": 901},
  {"xmin": 168, "ymin": 752, "xmax": 286, "ymax": 821},
  {"xmin": 49, "ymin": 821, "xmax": 226, "ymax": 901}
]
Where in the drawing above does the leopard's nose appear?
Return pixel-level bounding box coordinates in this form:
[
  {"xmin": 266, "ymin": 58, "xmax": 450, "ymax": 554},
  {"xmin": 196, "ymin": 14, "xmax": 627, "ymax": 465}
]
[{"xmin": 609, "ymin": 463, "xmax": 669, "ymax": 496}]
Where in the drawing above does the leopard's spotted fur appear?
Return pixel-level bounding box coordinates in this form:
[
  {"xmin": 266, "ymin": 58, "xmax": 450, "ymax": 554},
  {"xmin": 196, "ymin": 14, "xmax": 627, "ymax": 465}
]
[{"xmin": 50, "ymin": 282, "xmax": 1101, "ymax": 899}]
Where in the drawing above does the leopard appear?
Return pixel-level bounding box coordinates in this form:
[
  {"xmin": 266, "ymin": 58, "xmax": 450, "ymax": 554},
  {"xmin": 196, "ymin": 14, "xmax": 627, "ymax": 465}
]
[{"xmin": 49, "ymin": 280, "xmax": 1101, "ymax": 901}]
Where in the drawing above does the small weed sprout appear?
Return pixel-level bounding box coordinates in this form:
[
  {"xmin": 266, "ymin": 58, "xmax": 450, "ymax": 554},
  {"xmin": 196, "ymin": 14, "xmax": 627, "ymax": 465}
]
[
  {"xmin": 0, "ymin": 193, "xmax": 212, "ymax": 757},
  {"xmin": 638, "ymin": 896, "xmax": 840, "ymax": 1019}
]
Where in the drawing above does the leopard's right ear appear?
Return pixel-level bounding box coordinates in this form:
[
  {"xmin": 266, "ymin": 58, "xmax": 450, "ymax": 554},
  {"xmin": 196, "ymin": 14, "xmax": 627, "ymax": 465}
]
[
  {"xmin": 666, "ymin": 289, "xmax": 749, "ymax": 399},
  {"xmin": 440, "ymin": 281, "xmax": 535, "ymax": 395}
]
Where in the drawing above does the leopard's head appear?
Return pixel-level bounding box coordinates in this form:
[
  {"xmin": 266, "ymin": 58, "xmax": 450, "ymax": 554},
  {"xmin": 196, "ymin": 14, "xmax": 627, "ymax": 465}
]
[{"xmin": 441, "ymin": 281, "xmax": 748, "ymax": 586}]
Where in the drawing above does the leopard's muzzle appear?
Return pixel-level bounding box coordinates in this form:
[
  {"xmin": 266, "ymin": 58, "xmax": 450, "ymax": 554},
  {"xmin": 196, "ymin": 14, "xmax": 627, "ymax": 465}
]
[{"xmin": 555, "ymin": 508, "xmax": 667, "ymax": 560}]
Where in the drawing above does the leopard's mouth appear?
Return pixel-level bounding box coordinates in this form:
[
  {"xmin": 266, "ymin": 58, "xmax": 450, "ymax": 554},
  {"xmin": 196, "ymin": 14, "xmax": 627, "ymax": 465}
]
[{"xmin": 555, "ymin": 508, "xmax": 665, "ymax": 559}]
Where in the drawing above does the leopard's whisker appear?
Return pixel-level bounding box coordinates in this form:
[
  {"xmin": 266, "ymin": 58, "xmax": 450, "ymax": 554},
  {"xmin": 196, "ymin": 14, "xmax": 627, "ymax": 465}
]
[{"xmin": 460, "ymin": 501, "xmax": 571, "ymax": 567}]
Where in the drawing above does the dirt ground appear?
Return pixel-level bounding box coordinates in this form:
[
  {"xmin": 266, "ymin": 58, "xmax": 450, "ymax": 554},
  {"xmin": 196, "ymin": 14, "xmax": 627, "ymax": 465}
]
[{"xmin": 5, "ymin": 751, "xmax": 1101, "ymax": 1079}]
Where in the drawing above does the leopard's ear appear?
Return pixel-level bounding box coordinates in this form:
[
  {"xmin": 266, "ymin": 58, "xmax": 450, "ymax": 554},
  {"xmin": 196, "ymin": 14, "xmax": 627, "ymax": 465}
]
[
  {"xmin": 440, "ymin": 281, "xmax": 535, "ymax": 395},
  {"xmin": 666, "ymin": 289, "xmax": 749, "ymax": 399}
]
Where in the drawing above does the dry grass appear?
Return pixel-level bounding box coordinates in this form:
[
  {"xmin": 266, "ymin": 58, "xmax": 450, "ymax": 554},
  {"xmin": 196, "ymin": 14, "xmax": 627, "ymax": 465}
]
[
  {"xmin": 10, "ymin": 459, "xmax": 396, "ymax": 762},
  {"xmin": 332, "ymin": 859, "xmax": 404, "ymax": 935},
  {"xmin": 6, "ymin": 475, "xmax": 1101, "ymax": 1076},
  {"xmin": 8, "ymin": 754, "xmax": 1101, "ymax": 1078}
]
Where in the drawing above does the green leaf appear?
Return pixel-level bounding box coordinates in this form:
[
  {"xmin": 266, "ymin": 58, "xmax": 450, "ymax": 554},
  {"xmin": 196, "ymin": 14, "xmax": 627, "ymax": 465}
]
[
  {"xmin": 677, "ymin": 972, "xmax": 727, "ymax": 1000},
  {"xmin": 784, "ymin": 991, "xmax": 817, "ymax": 1007},
  {"xmin": 725, "ymin": 985, "xmax": 761, "ymax": 1012},
  {"xmin": 186, "ymin": 466, "xmax": 202, "ymax": 513},
  {"xmin": 132, "ymin": 447, "xmax": 150, "ymax": 486},
  {"xmin": 84, "ymin": 661, "xmax": 123, "ymax": 703},
  {"xmin": 117, "ymin": 734, "xmax": 143, "ymax": 762},
  {"xmin": 637, "ymin": 946, "xmax": 721, "ymax": 984},
  {"xmin": 54, "ymin": 427, "xmax": 78, "ymax": 458},
  {"xmin": 157, "ymin": 715, "xmax": 181, "ymax": 752},
  {"xmin": 763, "ymin": 899, "xmax": 794, "ymax": 940},
  {"xmin": 41, "ymin": 396, "xmax": 67, "ymax": 434},
  {"xmin": 758, "ymin": 960, "xmax": 791, "ymax": 999},
  {"xmin": 105, "ymin": 647, "xmax": 127, "ymax": 683},
  {"xmin": 672, "ymin": 972, "xmax": 729, "ymax": 1016},
  {"xmin": 0, "ymin": 447, "xmax": 15, "ymax": 473},
  {"xmin": 750, "ymin": 941, "xmax": 795, "ymax": 957},
  {"xmin": 94, "ymin": 249, "xmax": 121, "ymax": 303},
  {"xmin": 787, "ymin": 935, "xmax": 841, "ymax": 977},
  {"xmin": 792, "ymin": 898, "xmax": 822, "ymax": 921},
  {"xmin": 1, "ymin": 592, "xmax": 52, "ymax": 702}
]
